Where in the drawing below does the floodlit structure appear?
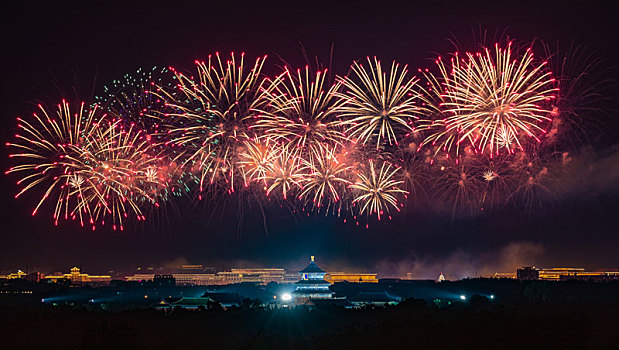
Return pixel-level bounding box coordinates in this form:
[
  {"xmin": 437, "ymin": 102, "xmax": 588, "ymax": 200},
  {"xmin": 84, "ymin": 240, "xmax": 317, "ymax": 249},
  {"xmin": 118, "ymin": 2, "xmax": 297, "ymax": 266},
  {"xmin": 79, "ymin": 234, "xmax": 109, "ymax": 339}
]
[
  {"xmin": 293, "ymin": 256, "xmax": 333, "ymax": 301},
  {"xmin": 125, "ymin": 268, "xmax": 286, "ymax": 286},
  {"xmin": 44, "ymin": 267, "xmax": 111, "ymax": 285},
  {"xmin": 437, "ymin": 273, "xmax": 446, "ymax": 283},
  {"xmin": 517, "ymin": 267, "xmax": 619, "ymax": 281},
  {"xmin": 325, "ymin": 273, "xmax": 378, "ymax": 283},
  {"xmin": 0, "ymin": 270, "xmax": 27, "ymax": 280}
]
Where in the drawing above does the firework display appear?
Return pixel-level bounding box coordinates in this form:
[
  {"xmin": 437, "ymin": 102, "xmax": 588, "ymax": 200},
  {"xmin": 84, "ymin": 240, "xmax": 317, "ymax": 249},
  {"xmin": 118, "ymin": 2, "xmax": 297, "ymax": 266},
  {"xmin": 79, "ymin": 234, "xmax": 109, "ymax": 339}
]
[
  {"xmin": 149, "ymin": 52, "xmax": 267, "ymax": 195},
  {"xmin": 5, "ymin": 36, "xmax": 604, "ymax": 230},
  {"xmin": 337, "ymin": 57, "xmax": 427, "ymax": 150},
  {"xmin": 350, "ymin": 160, "xmax": 407, "ymax": 220},
  {"xmin": 6, "ymin": 101, "xmax": 165, "ymax": 230},
  {"xmin": 420, "ymin": 43, "xmax": 558, "ymax": 157},
  {"xmin": 256, "ymin": 66, "xmax": 345, "ymax": 157}
]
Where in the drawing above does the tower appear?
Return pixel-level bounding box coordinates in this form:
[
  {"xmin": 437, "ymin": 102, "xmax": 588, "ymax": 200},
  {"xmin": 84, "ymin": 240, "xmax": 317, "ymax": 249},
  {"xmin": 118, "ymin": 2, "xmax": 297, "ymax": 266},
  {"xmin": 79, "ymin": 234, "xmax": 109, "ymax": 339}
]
[{"xmin": 293, "ymin": 256, "xmax": 334, "ymax": 301}]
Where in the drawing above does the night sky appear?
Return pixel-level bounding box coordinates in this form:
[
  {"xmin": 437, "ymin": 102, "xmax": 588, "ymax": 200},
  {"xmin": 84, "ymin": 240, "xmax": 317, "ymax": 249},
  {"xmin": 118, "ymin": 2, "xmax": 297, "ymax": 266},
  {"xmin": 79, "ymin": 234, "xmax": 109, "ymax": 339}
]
[{"xmin": 1, "ymin": 1, "xmax": 617, "ymax": 278}]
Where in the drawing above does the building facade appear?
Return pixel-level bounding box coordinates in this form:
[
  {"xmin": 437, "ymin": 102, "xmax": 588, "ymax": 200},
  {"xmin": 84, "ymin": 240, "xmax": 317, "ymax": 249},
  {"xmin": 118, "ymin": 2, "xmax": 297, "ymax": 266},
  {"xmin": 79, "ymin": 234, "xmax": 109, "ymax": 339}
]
[
  {"xmin": 517, "ymin": 267, "xmax": 619, "ymax": 281},
  {"xmin": 325, "ymin": 273, "xmax": 378, "ymax": 283},
  {"xmin": 44, "ymin": 267, "xmax": 111, "ymax": 285},
  {"xmin": 293, "ymin": 256, "xmax": 333, "ymax": 301}
]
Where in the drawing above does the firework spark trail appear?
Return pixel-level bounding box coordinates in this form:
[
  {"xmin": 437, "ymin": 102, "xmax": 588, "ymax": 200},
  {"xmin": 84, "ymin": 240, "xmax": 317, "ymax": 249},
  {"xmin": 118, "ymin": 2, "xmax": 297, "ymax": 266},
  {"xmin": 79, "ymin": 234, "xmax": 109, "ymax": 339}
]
[
  {"xmin": 149, "ymin": 52, "xmax": 267, "ymax": 195},
  {"xmin": 506, "ymin": 150, "xmax": 557, "ymax": 211},
  {"xmin": 237, "ymin": 137, "xmax": 279, "ymax": 186},
  {"xmin": 420, "ymin": 43, "xmax": 558, "ymax": 157},
  {"xmin": 6, "ymin": 101, "xmax": 164, "ymax": 230},
  {"xmin": 255, "ymin": 66, "xmax": 345, "ymax": 158},
  {"xmin": 430, "ymin": 155, "xmax": 486, "ymax": 217},
  {"xmin": 298, "ymin": 145, "xmax": 353, "ymax": 213},
  {"xmin": 6, "ymin": 101, "xmax": 100, "ymax": 225},
  {"xmin": 337, "ymin": 57, "xmax": 428, "ymax": 149},
  {"xmin": 543, "ymin": 43, "xmax": 614, "ymax": 149},
  {"xmin": 69, "ymin": 120, "xmax": 166, "ymax": 230},
  {"xmin": 350, "ymin": 160, "xmax": 407, "ymax": 220},
  {"xmin": 260, "ymin": 144, "xmax": 304, "ymax": 200}
]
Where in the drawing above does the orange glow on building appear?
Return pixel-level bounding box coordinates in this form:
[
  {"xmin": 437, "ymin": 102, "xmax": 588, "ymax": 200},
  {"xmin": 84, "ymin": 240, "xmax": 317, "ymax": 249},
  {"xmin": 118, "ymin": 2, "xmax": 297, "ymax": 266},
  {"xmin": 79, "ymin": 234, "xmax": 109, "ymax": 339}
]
[
  {"xmin": 0, "ymin": 270, "xmax": 27, "ymax": 279},
  {"xmin": 325, "ymin": 273, "xmax": 379, "ymax": 283},
  {"xmin": 539, "ymin": 268, "xmax": 619, "ymax": 281},
  {"xmin": 44, "ymin": 267, "xmax": 111, "ymax": 285},
  {"xmin": 124, "ymin": 268, "xmax": 286, "ymax": 286},
  {"xmin": 516, "ymin": 267, "xmax": 619, "ymax": 281}
]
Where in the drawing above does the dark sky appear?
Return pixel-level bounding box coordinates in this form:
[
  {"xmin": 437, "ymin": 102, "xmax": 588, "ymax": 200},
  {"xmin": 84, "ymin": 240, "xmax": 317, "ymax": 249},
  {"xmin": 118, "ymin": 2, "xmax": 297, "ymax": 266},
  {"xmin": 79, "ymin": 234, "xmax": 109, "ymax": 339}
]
[{"xmin": 1, "ymin": 1, "xmax": 617, "ymax": 277}]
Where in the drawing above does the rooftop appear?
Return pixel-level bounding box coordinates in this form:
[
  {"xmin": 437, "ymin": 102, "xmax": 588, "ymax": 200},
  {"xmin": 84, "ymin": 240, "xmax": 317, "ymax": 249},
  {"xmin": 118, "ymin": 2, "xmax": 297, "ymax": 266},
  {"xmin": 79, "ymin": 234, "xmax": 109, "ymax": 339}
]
[{"xmin": 299, "ymin": 256, "xmax": 326, "ymax": 274}]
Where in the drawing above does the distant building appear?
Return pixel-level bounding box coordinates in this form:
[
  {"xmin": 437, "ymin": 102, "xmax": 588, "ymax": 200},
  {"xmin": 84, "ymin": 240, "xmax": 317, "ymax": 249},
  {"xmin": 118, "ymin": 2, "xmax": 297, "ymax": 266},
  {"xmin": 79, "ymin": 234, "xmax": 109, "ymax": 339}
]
[
  {"xmin": 559, "ymin": 273, "xmax": 619, "ymax": 282},
  {"xmin": 293, "ymin": 256, "xmax": 334, "ymax": 301},
  {"xmin": 125, "ymin": 274, "xmax": 155, "ymax": 282},
  {"xmin": 125, "ymin": 268, "xmax": 287, "ymax": 286},
  {"xmin": 25, "ymin": 272, "xmax": 45, "ymax": 282},
  {"xmin": 0, "ymin": 270, "xmax": 27, "ymax": 280},
  {"xmin": 44, "ymin": 267, "xmax": 111, "ymax": 285},
  {"xmin": 218, "ymin": 268, "xmax": 286, "ymax": 285},
  {"xmin": 349, "ymin": 291, "xmax": 401, "ymax": 307},
  {"xmin": 181, "ymin": 265, "xmax": 205, "ymax": 271},
  {"xmin": 173, "ymin": 273, "xmax": 219, "ymax": 285},
  {"xmin": 203, "ymin": 292, "xmax": 243, "ymax": 308},
  {"xmin": 491, "ymin": 272, "xmax": 517, "ymax": 279},
  {"xmin": 325, "ymin": 273, "xmax": 378, "ymax": 283},
  {"xmin": 283, "ymin": 273, "xmax": 301, "ymax": 284},
  {"xmin": 153, "ymin": 274, "xmax": 176, "ymax": 287},
  {"xmin": 159, "ymin": 296, "xmax": 214, "ymax": 310},
  {"xmin": 539, "ymin": 268, "xmax": 619, "ymax": 281},
  {"xmin": 516, "ymin": 266, "xmax": 619, "ymax": 281},
  {"xmin": 539, "ymin": 267, "xmax": 582, "ymax": 281},
  {"xmin": 437, "ymin": 273, "xmax": 446, "ymax": 283}
]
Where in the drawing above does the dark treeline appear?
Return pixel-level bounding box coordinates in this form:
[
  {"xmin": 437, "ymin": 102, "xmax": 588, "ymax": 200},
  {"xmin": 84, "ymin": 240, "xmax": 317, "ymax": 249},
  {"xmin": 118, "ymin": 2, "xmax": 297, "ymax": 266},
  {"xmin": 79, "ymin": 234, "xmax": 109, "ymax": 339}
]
[
  {"xmin": 1, "ymin": 280, "xmax": 618, "ymax": 349},
  {"xmin": 1, "ymin": 298, "xmax": 617, "ymax": 349}
]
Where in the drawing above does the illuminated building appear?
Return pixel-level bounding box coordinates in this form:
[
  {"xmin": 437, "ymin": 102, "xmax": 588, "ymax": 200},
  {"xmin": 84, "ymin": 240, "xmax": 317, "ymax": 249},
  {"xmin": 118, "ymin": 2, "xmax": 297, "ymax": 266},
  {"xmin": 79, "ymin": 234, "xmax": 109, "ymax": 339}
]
[
  {"xmin": 538, "ymin": 267, "xmax": 586, "ymax": 280},
  {"xmin": 153, "ymin": 274, "xmax": 175, "ymax": 287},
  {"xmin": 125, "ymin": 268, "xmax": 286, "ymax": 286},
  {"xmin": 516, "ymin": 267, "xmax": 619, "ymax": 281},
  {"xmin": 325, "ymin": 273, "xmax": 378, "ymax": 283},
  {"xmin": 539, "ymin": 268, "xmax": 619, "ymax": 281},
  {"xmin": 0, "ymin": 270, "xmax": 27, "ymax": 279},
  {"xmin": 173, "ymin": 273, "xmax": 219, "ymax": 285},
  {"xmin": 125, "ymin": 273, "xmax": 218, "ymax": 285},
  {"xmin": 293, "ymin": 256, "xmax": 333, "ymax": 300},
  {"xmin": 125, "ymin": 274, "xmax": 155, "ymax": 282},
  {"xmin": 283, "ymin": 273, "xmax": 300, "ymax": 284},
  {"xmin": 217, "ymin": 268, "xmax": 286, "ymax": 285},
  {"xmin": 559, "ymin": 272, "xmax": 619, "ymax": 282},
  {"xmin": 44, "ymin": 267, "xmax": 111, "ymax": 285},
  {"xmin": 437, "ymin": 273, "xmax": 446, "ymax": 283}
]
